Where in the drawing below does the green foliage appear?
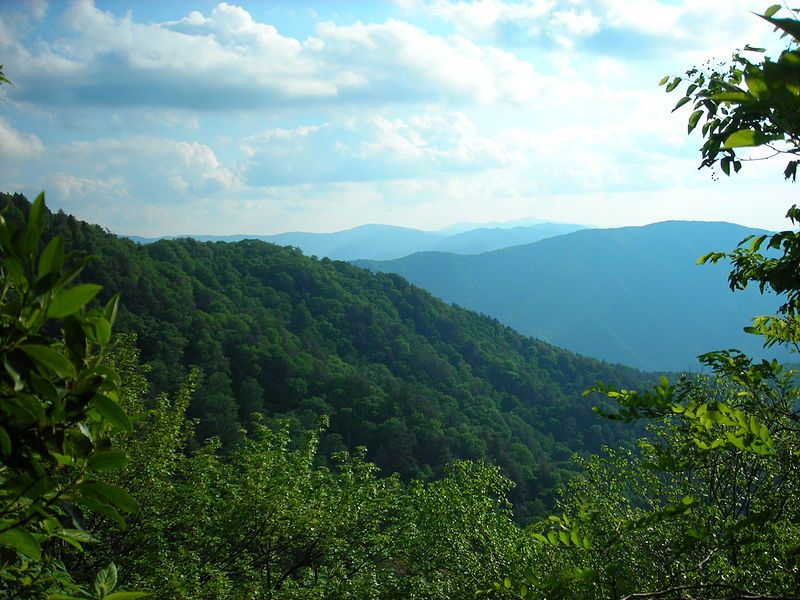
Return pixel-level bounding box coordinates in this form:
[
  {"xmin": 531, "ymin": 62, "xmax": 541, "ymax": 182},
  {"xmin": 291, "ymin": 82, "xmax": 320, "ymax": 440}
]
[
  {"xmin": 667, "ymin": 5, "xmax": 800, "ymax": 352},
  {"xmin": 58, "ymin": 339, "xmax": 530, "ymax": 599},
  {"xmin": 510, "ymin": 7, "xmax": 800, "ymax": 598},
  {"xmin": 663, "ymin": 5, "xmax": 800, "ymax": 181},
  {"xmin": 533, "ymin": 354, "xmax": 800, "ymax": 598},
  {"xmin": 0, "ymin": 194, "xmax": 141, "ymax": 596},
  {"xmin": 0, "ymin": 192, "xmax": 652, "ymax": 522}
]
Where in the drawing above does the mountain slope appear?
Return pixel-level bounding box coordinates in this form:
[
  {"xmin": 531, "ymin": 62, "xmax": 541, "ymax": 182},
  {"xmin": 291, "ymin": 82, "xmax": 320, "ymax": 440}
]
[
  {"xmin": 3, "ymin": 193, "xmax": 649, "ymax": 520},
  {"xmin": 357, "ymin": 221, "xmax": 787, "ymax": 371},
  {"xmin": 128, "ymin": 222, "xmax": 587, "ymax": 260}
]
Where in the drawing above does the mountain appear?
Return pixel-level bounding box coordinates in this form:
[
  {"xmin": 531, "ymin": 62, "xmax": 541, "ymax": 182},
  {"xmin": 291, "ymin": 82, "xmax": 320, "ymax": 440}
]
[
  {"xmin": 435, "ymin": 217, "xmax": 559, "ymax": 234},
  {"xmin": 357, "ymin": 221, "xmax": 788, "ymax": 372},
  {"xmin": 127, "ymin": 221, "xmax": 587, "ymax": 260},
  {"xmin": 430, "ymin": 223, "xmax": 587, "ymax": 254},
  {"xmin": 3, "ymin": 193, "xmax": 649, "ymax": 521}
]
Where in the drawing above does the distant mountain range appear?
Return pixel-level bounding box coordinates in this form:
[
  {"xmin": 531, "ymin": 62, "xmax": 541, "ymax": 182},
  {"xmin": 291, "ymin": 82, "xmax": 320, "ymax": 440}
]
[
  {"xmin": 356, "ymin": 221, "xmax": 789, "ymax": 372},
  {"xmin": 127, "ymin": 221, "xmax": 588, "ymax": 260}
]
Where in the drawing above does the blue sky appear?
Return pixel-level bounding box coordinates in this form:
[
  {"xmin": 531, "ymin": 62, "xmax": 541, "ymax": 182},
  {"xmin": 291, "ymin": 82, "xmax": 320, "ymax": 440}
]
[{"xmin": 0, "ymin": 0, "xmax": 795, "ymax": 236}]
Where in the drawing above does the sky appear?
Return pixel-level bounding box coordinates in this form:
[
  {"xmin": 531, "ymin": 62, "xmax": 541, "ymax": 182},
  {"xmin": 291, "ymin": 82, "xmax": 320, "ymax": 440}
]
[{"xmin": 0, "ymin": 0, "xmax": 796, "ymax": 236}]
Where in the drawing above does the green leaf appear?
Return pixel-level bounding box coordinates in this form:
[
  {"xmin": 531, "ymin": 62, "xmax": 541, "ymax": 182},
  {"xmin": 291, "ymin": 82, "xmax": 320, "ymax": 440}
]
[
  {"xmin": 92, "ymin": 394, "xmax": 132, "ymax": 433},
  {"xmin": 104, "ymin": 294, "xmax": 120, "ymax": 327},
  {"xmin": 105, "ymin": 594, "xmax": 151, "ymax": 600},
  {"xmin": 0, "ymin": 426, "xmax": 11, "ymax": 456},
  {"xmin": 687, "ymin": 110, "xmax": 703, "ymax": 133},
  {"xmin": 27, "ymin": 192, "xmax": 45, "ymax": 232},
  {"xmin": 665, "ymin": 77, "xmax": 682, "ymax": 93},
  {"xmin": 745, "ymin": 73, "xmax": 769, "ymax": 98},
  {"xmin": 73, "ymin": 496, "xmax": 126, "ymax": 528},
  {"xmin": 711, "ymin": 91, "xmax": 751, "ymax": 103},
  {"xmin": 764, "ymin": 4, "xmax": 781, "ymax": 18},
  {"xmin": 723, "ymin": 129, "xmax": 779, "ymax": 148},
  {"xmin": 0, "ymin": 527, "xmax": 41, "ymax": 560},
  {"xmin": 760, "ymin": 14, "xmax": 800, "ymax": 40},
  {"xmin": 95, "ymin": 563, "xmax": 118, "ymax": 597},
  {"xmin": 54, "ymin": 528, "xmax": 96, "ymax": 550},
  {"xmin": 658, "ymin": 75, "xmax": 669, "ymax": 86},
  {"xmin": 86, "ymin": 317, "xmax": 112, "ymax": 346},
  {"xmin": 20, "ymin": 344, "xmax": 76, "ymax": 379},
  {"xmin": 48, "ymin": 284, "xmax": 102, "ymax": 318},
  {"xmin": 37, "ymin": 237, "xmax": 64, "ymax": 280},
  {"xmin": 87, "ymin": 451, "xmax": 129, "ymax": 472},
  {"xmin": 672, "ymin": 96, "xmax": 691, "ymax": 112},
  {"xmin": 80, "ymin": 480, "xmax": 140, "ymax": 514}
]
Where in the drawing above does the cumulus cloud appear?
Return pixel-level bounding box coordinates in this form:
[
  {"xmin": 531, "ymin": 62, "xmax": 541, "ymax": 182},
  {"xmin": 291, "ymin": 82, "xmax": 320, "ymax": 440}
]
[
  {"xmin": 240, "ymin": 111, "xmax": 508, "ymax": 186},
  {"xmin": 0, "ymin": 117, "xmax": 44, "ymax": 160},
  {"xmin": 2, "ymin": 0, "xmax": 549, "ymax": 111},
  {"xmin": 2, "ymin": 135, "xmax": 240, "ymax": 211},
  {"xmin": 402, "ymin": 0, "xmax": 774, "ymax": 57}
]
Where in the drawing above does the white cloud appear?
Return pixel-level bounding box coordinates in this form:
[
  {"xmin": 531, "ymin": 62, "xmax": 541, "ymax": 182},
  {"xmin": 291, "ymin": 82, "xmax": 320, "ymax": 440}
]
[
  {"xmin": 404, "ymin": 0, "xmax": 555, "ymax": 39},
  {"xmin": 240, "ymin": 110, "xmax": 508, "ymax": 186},
  {"xmin": 402, "ymin": 0, "xmax": 776, "ymax": 59},
  {"xmin": 44, "ymin": 173, "xmax": 128, "ymax": 202},
  {"xmin": 0, "ymin": 117, "xmax": 44, "ymax": 160},
  {"xmin": 2, "ymin": 135, "xmax": 241, "ymax": 215},
  {"xmin": 3, "ymin": 1, "xmax": 550, "ymax": 111}
]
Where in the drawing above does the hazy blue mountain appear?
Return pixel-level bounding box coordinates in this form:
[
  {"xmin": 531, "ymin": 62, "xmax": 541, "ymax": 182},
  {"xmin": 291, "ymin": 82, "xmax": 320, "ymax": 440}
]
[
  {"xmin": 431, "ymin": 223, "xmax": 587, "ymax": 254},
  {"xmin": 264, "ymin": 224, "xmax": 443, "ymax": 260},
  {"xmin": 127, "ymin": 221, "xmax": 588, "ymax": 260},
  {"xmin": 357, "ymin": 221, "xmax": 788, "ymax": 371},
  {"xmin": 435, "ymin": 217, "xmax": 558, "ymax": 235}
]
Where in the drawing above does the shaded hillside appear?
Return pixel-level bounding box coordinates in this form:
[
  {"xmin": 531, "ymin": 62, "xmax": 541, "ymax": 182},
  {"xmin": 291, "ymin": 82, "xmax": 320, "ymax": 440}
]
[
  {"xmin": 358, "ymin": 221, "xmax": 788, "ymax": 371},
  {"xmin": 3, "ymin": 193, "xmax": 649, "ymax": 520},
  {"xmin": 129, "ymin": 221, "xmax": 587, "ymax": 260}
]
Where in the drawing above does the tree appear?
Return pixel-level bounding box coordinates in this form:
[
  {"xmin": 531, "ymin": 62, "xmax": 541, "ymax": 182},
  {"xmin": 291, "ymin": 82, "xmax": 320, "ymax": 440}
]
[
  {"xmin": 0, "ymin": 194, "xmax": 144, "ymax": 597},
  {"xmin": 663, "ymin": 4, "xmax": 800, "ymax": 348}
]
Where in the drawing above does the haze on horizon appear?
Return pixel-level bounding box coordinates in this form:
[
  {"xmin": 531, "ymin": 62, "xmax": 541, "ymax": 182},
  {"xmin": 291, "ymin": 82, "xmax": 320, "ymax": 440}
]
[{"xmin": 0, "ymin": 0, "xmax": 796, "ymax": 237}]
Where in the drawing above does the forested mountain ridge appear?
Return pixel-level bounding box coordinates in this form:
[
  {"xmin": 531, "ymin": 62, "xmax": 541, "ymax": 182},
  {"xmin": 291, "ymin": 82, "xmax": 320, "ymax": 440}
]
[
  {"xmin": 128, "ymin": 221, "xmax": 587, "ymax": 260},
  {"xmin": 1, "ymin": 192, "xmax": 648, "ymax": 520},
  {"xmin": 357, "ymin": 220, "xmax": 788, "ymax": 371}
]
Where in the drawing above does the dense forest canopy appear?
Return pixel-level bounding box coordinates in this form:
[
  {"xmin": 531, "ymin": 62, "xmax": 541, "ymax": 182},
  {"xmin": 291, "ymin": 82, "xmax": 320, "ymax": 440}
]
[
  {"xmin": 4, "ymin": 4, "xmax": 800, "ymax": 600},
  {"xmin": 0, "ymin": 191, "xmax": 652, "ymax": 522}
]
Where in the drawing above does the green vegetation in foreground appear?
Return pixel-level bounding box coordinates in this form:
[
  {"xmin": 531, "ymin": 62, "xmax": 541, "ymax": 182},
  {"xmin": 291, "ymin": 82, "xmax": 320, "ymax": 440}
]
[{"xmin": 4, "ymin": 6, "xmax": 800, "ymax": 598}]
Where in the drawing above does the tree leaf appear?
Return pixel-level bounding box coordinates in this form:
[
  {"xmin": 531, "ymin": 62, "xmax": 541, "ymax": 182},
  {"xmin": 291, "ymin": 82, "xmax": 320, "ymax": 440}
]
[
  {"xmin": 672, "ymin": 96, "xmax": 691, "ymax": 112},
  {"xmin": 95, "ymin": 562, "xmax": 118, "ymax": 597},
  {"xmin": 80, "ymin": 480, "xmax": 140, "ymax": 514},
  {"xmin": 27, "ymin": 192, "xmax": 45, "ymax": 232},
  {"xmin": 87, "ymin": 451, "xmax": 129, "ymax": 472},
  {"xmin": 92, "ymin": 394, "xmax": 132, "ymax": 433},
  {"xmin": 665, "ymin": 77, "xmax": 682, "ymax": 93},
  {"xmin": 0, "ymin": 426, "xmax": 11, "ymax": 456},
  {"xmin": 760, "ymin": 14, "xmax": 800, "ymax": 40},
  {"xmin": 19, "ymin": 345, "xmax": 76, "ymax": 379},
  {"xmin": 688, "ymin": 110, "xmax": 703, "ymax": 133},
  {"xmin": 723, "ymin": 129, "xmax": 776, "ymax": 148},
  {"xmin": 0, "ymin": 527, "xmax": 41, "ymax": 560},
  {"xmin": 37, "ymin": 237, "xmax": 64, "ymax": 280},
  {"xmin": 48, "ymin": 284, "xmax": 102, "ymax": 318}
]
